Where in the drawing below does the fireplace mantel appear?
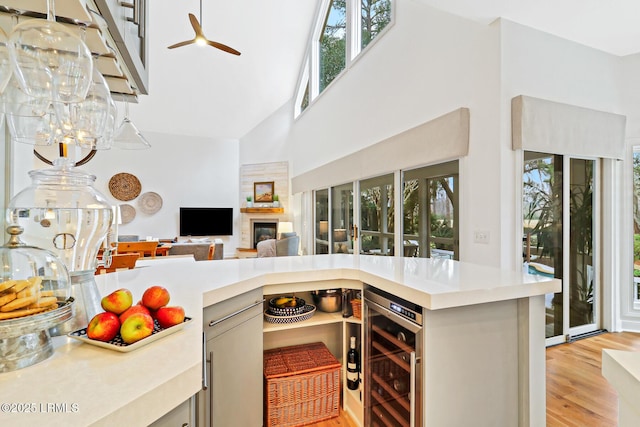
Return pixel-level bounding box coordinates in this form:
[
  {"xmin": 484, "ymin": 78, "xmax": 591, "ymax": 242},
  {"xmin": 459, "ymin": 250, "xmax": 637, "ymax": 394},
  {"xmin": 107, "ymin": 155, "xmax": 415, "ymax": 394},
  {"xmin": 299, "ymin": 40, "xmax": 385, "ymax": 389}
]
[{"xmin": 240, "ymin": 207, "xmax": 284, "ymax": 213}]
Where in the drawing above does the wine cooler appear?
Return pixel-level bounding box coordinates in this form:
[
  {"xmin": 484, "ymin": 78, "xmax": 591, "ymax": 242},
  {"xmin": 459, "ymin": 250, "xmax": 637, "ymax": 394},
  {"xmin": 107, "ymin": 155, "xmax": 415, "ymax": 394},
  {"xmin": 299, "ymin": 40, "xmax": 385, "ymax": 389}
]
[{"xmin": 364, "ymin": 286, "xmax": 423, "ymax": 427}]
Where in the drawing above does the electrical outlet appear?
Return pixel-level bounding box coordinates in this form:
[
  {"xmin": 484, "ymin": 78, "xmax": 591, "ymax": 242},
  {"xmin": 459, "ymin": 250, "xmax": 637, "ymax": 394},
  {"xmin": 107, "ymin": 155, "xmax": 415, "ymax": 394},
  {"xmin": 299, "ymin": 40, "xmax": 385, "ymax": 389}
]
[{"xmin": 474, "ymin": 230, "xmax": 490, "ymax": 244}]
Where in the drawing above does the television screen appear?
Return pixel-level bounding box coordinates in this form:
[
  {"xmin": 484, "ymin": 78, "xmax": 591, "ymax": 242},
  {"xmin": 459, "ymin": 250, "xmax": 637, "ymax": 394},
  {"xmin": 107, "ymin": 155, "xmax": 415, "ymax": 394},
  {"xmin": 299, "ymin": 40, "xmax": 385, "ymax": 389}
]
[{"xmin": 179, "ymin": 207, "xmax": 233, "ymax": 236}]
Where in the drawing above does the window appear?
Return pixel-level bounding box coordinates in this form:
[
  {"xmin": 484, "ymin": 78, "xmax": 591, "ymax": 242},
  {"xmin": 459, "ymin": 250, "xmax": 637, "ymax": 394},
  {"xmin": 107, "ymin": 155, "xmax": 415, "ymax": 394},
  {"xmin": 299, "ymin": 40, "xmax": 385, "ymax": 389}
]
[
  {"xmin": 315, "ymin": 189, "xmax": 329, "ymax": 254},
  {"xmin": 332, "ymin": 183, "xmax": 353, "ymax": 253},
  {"xmin": 360, "ymin": 174, "xmax": 394, "ymax": 255},
  {"xmin": 295, "ymin": 0, "xmax": 393, "ymax": 117},
  {"xmin": 402, "ymin": 161, "xmax": 459, "ymax": 259},
  {"xmin": 319, "ymin": 0, "xmax": 346, "ymax": 94},
  {"xmin": 634, "ymin": 150, "xmax": 640, "ymax": 302},
  {"xmin": 361, "ymin": 0, "xmax": 391, "ymax": 50}
]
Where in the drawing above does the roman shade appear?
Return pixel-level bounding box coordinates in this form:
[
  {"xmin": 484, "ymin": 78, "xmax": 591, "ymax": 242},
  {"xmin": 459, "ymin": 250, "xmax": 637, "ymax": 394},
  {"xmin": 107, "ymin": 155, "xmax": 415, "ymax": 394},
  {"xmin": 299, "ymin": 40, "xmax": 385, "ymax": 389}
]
[
  {"xmin": 511, "ymin": 95, "xmax": 626, "ymax": 159},
  {"xmin": 292, "ymin": 108, "xmax": 470, "ymax": 193}
]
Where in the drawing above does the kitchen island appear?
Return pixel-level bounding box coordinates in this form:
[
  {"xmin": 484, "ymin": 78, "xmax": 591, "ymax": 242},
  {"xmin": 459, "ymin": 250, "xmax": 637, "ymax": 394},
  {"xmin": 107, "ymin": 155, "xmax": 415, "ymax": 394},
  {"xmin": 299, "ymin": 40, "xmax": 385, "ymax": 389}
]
[{"xmin": 0, "ymin": 255, "xmax": 559, "ymax": 426}]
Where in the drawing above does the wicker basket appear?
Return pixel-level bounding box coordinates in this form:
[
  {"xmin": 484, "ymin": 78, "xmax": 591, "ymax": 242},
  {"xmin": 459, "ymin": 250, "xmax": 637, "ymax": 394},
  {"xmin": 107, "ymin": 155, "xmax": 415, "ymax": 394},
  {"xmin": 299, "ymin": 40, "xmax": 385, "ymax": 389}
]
[
  {"xmin": 351, "ymin": 298, "xmax": 362, "ymax": 319},
  {"xmin": 264, "ymin": 342, "xmax": 341, "ymax": 427}
]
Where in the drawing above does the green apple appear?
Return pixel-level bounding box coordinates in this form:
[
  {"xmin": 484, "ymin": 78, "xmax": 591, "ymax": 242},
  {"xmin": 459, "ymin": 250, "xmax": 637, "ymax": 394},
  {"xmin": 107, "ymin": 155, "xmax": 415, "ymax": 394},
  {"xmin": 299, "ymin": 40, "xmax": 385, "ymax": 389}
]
[
  {"xmin": 101, "ymin": 288, "xmax": 133, "ymax": 315},
  {"xmin": 156, "ymin": 306, "xmax": 185, "ymax": 329},
  {"xmin": 87, "ymin": 312, "xmax": 120, "ymax": 342},
  {"xmin": 119, "ymin": 304, "xmax": 151, "ymax": 324},
  {"xmin": 120, "ymin": 312, "xmax": 154, "ymax": 344},
  {"xmin": 141, "ymin": 286, "xmax": 170, "ymax": 310}
]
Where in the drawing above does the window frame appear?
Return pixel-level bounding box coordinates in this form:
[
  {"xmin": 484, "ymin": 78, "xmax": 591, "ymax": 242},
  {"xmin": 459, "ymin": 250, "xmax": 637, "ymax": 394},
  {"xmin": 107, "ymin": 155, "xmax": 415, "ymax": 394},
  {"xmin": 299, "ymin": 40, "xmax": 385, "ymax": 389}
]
[{"xmin": 294, "ymin": 0, "xmax": 395, "ymax": 119}]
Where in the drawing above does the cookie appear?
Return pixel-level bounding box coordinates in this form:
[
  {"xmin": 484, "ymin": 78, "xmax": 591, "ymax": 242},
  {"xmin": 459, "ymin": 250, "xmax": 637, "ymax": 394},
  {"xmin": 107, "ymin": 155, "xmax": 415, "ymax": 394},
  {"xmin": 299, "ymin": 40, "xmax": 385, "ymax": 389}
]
[
  {"xmin": 0, "ymin": 292, "xmax": 16, "ymax": 307},
  {"xmin": 0, "ymin": 295, "xmax": 38, "ymax": 312},
  {"xmin": 0, "ymin": 306, "xmax": 49, "ymax": 320},
  {"xmin": 10, "ymin": 279, "xmax": 34, "ymax": 294},
  {"xmin": 0, "ymin": 280, "xmax": 18, "ymax": 293},
  {"xmin": 29, "ymin": 296, "xmax": 57, "ymax": 308}
]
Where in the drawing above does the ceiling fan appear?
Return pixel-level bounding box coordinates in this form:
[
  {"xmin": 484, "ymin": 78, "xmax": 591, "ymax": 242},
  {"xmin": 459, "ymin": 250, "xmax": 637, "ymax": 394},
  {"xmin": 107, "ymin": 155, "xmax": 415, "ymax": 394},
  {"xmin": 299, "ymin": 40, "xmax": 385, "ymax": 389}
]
[{"xmin": 167, "ymin": 0, "xmax": 241, "ymax": 56}]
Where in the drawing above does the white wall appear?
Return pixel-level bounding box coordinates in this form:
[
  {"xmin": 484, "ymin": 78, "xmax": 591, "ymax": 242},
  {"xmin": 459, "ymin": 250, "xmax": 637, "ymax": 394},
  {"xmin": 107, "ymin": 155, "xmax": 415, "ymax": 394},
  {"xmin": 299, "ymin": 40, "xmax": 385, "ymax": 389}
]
[{"xmin": 8, "ymin": 132, "xmax": 240, "ymax": 257}]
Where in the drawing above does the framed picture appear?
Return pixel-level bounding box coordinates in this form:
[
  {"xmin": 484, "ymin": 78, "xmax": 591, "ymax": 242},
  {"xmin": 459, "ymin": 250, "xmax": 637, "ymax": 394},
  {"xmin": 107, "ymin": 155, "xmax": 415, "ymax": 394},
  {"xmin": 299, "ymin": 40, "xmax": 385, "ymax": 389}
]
[{"xmin": 254, "ymin": 181, "xmax": 274, "ymax": 203}]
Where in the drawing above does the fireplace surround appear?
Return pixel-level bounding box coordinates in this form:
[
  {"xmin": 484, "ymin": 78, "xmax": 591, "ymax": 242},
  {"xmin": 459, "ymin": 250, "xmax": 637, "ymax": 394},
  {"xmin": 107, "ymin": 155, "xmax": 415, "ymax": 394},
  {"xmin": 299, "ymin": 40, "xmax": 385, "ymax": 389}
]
[{"xmin": 251, "ymin": 219, "xmax": 278, "ymax": 248}]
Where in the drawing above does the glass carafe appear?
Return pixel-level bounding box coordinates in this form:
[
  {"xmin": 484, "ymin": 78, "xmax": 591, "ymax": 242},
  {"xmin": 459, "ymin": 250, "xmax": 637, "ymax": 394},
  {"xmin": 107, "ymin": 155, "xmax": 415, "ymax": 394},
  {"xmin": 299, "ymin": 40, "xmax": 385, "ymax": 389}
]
[{"xmin": 7, "ymin": 158, "xmax": 112, "ymax": 334}]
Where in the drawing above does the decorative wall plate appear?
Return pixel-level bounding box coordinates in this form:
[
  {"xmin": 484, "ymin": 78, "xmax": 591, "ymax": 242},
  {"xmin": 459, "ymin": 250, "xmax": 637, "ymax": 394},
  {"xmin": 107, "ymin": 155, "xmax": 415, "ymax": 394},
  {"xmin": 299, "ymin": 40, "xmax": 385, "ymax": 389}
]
[
  {"xmin": 120, "ymin": 204, "xmax": 136, "ymax": 224},
  {"xmin": 138, "ymin": 192, "xmax": 163, "ymax": 215},
  {"xmin": 108, "ymin": 173, "xmax": 141, "ymax": 201}
]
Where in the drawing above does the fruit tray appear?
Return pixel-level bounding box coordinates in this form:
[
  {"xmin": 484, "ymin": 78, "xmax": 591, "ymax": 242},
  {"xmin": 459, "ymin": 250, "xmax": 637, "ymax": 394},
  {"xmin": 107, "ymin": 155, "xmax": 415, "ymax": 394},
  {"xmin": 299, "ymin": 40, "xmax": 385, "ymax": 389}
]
[
  {"xmin": 68, "ymin": 317, "xmax": 192, "ymax": 353},
  {"xmin": 267, "ymin": 296, "xmax": 307, "ymax": 316}
]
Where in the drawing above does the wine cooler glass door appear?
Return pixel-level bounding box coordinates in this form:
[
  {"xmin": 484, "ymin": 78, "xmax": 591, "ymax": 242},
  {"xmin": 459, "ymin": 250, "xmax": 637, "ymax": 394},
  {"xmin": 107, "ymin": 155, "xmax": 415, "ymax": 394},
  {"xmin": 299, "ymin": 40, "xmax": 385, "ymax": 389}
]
[{"xmin": 364, "ymin": 296, "xmax": 422, "ymax": 427}]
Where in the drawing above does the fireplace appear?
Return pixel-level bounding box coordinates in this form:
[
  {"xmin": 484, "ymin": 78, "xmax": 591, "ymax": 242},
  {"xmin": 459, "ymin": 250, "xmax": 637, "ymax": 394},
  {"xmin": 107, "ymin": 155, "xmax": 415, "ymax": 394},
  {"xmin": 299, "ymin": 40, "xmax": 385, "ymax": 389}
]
[{"xmin": 251, "ymin": 220, "xmax": 278, "ymax": 248}]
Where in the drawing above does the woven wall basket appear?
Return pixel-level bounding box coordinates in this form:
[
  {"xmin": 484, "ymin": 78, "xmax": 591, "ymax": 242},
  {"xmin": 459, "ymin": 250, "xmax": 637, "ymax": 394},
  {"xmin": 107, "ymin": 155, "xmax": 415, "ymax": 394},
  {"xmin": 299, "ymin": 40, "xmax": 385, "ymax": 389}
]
[{"xmin": 109, "ymin": 173, "xmax": 141, "ymax": 201}]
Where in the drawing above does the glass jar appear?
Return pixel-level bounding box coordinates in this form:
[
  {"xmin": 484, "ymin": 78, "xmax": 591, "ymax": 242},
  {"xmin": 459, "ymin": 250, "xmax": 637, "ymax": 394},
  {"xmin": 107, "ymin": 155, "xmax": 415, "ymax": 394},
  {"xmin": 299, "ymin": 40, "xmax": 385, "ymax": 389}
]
[
  {"xmin": 0, "ymin": 225, "xmax": 73, "ymax": 372},
  {"xmin": 7, "ymin": 158, "xmax": 112, "ymax": 273},
  {"xmin": 7, "ymin": 158, "xmax": 113, "ymax": 334}
]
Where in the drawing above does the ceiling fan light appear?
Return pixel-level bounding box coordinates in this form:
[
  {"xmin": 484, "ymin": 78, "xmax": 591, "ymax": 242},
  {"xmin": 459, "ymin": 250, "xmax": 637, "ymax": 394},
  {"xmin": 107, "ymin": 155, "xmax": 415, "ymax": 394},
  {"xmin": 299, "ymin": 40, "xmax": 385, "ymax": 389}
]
[{"xmin": 195, "ymin": 37, "xmax": 206, "ymax": 46}]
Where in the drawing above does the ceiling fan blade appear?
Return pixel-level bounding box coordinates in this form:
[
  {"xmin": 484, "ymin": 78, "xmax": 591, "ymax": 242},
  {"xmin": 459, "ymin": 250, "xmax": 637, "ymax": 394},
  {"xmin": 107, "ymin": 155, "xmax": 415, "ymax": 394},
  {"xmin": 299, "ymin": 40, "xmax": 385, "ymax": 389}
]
[
  {"xmin": 206, "ymin": 39, "xmax": 241, "ymax": 56},
  {"xmin": 167, "ymin": 39, "xmax": 196, "ymax": 49},
  {"xmin": 188, "ymin": 13, "xmax": 205, "ymax": 38}
]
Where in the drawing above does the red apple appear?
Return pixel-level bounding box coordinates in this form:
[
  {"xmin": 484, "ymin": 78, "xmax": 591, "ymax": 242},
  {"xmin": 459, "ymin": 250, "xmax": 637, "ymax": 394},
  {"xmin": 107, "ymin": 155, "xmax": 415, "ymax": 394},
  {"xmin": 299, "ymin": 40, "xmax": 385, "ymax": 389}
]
[
  {"xmin": 101, "ymin": 288, "xmax": 133, "ymax": 315},
  {"xmin": 142, "ymin": 286, "xmax": 170, "ymax": 310},
  {"xmin": 119, "ymin": 304, "xmax": 151, "ymax": 324},
  {"xmin": 156, "ymin": 306, "xmax": 185, "ymax": 329},
  {"xmin": 87, "ymin": 311, "xmax": 120, "ymax": 342},
  {"xmin": 120, "ymin": 312, "xmax": 154, "ymax": 344}
]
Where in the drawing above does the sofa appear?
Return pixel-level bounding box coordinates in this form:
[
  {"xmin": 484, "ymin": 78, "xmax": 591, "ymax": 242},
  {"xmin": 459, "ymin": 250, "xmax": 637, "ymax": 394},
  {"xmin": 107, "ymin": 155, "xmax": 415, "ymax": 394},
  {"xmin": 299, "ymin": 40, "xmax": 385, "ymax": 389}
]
[{"xmin": 169, "ymin": 240, "xmax": 223, "ymax": 261}]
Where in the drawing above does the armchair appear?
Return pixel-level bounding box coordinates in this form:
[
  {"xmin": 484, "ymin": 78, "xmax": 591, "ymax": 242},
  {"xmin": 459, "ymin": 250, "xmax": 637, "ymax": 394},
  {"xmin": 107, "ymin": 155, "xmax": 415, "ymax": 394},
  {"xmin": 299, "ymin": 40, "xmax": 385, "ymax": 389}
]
[{"xmin": 256, "ymin": 232, "xmax": 300, "ymax": 257}]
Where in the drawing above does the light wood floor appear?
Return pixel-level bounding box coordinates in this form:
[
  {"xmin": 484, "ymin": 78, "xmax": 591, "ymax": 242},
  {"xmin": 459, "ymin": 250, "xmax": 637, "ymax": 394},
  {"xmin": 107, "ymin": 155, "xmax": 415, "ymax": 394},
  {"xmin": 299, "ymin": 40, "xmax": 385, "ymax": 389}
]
[
  {"xmin": 547, "ymin": 331, "xmax": 640, "ymax": 426},
  {"xmin": 310, "ymin": 331, "xmax": 640, "ymax": 427}
]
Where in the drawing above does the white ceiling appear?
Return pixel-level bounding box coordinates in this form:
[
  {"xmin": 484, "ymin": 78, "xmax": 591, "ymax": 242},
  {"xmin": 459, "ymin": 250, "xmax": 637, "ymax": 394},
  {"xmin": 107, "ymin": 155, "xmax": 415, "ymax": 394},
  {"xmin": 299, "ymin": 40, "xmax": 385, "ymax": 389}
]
[
  {"xmin": 416, "ymin": 0, "xmax": 640, "ymax": 56},
  {"xmin": 133, "ymin": 0, "xmax": 640, "ymax": 140},
  {"xmin": 132, "ymin": 0, "xmax": 318, "ymax": 140}
]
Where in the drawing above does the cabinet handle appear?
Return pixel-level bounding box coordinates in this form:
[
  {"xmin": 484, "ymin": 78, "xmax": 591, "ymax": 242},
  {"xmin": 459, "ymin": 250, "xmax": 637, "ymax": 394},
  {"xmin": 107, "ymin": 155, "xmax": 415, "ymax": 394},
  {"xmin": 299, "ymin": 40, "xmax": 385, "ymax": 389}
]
[
  {"xmin": 409, "ymin": 351, "xmax": 418, "ymax": 427},
  {"xmin": 208, "ymin": 299, "xmax": 264, "ymax": 328},
  {"xmin": 209, "ymin": 350, "xmax": 214, "ymax": 427},
  {"xmin": 202, "ymin": 332, "xmax": 208, "ymax": 390}
]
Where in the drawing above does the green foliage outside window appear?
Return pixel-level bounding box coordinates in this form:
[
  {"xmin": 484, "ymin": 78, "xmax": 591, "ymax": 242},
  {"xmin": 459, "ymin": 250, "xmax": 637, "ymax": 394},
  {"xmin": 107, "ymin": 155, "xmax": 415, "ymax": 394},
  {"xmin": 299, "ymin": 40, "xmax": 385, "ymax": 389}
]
[{"xmin": 361, "ymin": 0, "xmax": 392, "ymax": 49}]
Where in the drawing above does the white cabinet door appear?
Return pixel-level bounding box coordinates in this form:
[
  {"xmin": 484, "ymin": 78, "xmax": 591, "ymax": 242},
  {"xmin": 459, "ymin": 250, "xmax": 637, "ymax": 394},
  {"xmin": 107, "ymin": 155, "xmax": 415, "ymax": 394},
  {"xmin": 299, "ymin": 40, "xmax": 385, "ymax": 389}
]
[
  {"xmin": 148, "ymin": 396, "xmax": 194, "ymax": 427},
  {"xmin": 201, "ymin": 288, "xmax": 263, "ymax": 427}
]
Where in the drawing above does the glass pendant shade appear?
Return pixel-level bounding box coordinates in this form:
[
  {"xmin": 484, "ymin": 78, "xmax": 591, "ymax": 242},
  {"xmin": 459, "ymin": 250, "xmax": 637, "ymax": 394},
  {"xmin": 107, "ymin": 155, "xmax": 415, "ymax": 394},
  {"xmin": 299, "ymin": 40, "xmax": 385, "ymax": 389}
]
[
  {"xmin": 113, "ymin": 101, "xmax": 151, "ymax": 149},
  {"xmin": 0, "ymin": 27, "xmax": 12, "ymax": 95},
  {"xmin": 8, "ymin": 19, "xmax": 93, "ymax": 103}
]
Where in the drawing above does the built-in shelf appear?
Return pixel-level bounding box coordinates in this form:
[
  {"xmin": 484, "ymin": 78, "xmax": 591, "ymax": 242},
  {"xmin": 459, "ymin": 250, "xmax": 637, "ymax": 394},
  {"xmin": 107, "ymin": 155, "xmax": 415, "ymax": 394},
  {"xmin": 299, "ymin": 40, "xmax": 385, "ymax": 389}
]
[
  {"xmin": 263, "ymin": 310, "xmax": 347, "ymax": 332},
  {"xmin": 240, "ymin": 207, "xmax": 284, "ymax": 213}
]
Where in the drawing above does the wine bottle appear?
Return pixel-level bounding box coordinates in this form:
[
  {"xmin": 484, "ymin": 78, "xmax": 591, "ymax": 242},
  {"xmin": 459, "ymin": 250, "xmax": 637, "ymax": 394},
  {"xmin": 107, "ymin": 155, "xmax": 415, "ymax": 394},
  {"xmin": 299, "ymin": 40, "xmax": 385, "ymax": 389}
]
[{"xmin": 347, "ymin": 336, "xmax": 360, "ymax": 390}]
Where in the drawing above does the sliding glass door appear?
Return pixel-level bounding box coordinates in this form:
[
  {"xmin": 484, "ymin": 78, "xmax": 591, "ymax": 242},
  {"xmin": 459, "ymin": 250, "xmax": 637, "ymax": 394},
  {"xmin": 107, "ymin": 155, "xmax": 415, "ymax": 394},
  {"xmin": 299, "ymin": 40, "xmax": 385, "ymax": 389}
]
[
  {"xmin": 523, "ymin": 152, "xmax": 599, "ymax": 344},
  {"xmin": 402, "ymin": 161, "xmax": 459, "ymax": 260},
  {"xmin": 360, "ymin": 174, "xmax": 394, "ymax": 255}
]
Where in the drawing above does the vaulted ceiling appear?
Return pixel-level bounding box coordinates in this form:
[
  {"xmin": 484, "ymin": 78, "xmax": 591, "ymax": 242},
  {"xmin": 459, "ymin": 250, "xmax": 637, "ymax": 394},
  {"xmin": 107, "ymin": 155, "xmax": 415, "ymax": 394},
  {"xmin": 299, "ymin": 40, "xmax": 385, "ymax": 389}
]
[{"xmin": 131, "ymin": 0, "xmax": 640, "ymax": 140}]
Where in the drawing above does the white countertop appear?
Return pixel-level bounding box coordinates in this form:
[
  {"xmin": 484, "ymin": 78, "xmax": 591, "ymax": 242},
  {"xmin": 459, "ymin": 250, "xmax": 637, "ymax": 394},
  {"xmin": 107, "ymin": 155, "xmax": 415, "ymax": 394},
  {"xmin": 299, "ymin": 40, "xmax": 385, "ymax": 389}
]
[
  {"xmin": 602, "ymin": 349, "xmax": 640, "ymax": 422},
  {"xmin": 0, "ymin": 255, "xmax": 559, "ymax": 426}
]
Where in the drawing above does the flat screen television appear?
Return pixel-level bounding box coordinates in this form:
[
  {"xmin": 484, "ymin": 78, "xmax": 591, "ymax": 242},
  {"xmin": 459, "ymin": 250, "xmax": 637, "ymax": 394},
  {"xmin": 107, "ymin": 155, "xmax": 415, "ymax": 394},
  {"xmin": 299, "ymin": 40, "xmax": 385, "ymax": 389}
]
[{"xmin": 179, "ymin": 207, "xmax": 233, "ymax": 236}]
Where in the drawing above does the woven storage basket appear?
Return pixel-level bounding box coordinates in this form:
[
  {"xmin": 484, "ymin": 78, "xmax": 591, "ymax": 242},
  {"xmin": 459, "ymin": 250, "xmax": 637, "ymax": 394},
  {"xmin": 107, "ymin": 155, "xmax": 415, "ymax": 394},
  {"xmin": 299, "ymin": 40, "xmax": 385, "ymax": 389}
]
[
  {"xmin": 263, "ymin": 342, "xmax": 341, "ymax": 427},
  {"xmin": 351, "ymin": 298, "xmax": 362, "ymax": 319}
]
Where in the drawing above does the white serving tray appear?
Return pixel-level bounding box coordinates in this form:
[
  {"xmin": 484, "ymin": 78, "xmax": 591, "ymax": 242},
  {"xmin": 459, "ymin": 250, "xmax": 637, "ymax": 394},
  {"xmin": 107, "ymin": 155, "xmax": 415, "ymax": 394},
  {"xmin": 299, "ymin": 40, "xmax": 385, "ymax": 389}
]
[{"xmin": 68, "ymin": 317, "xmax": 192, "ymax": 353}]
